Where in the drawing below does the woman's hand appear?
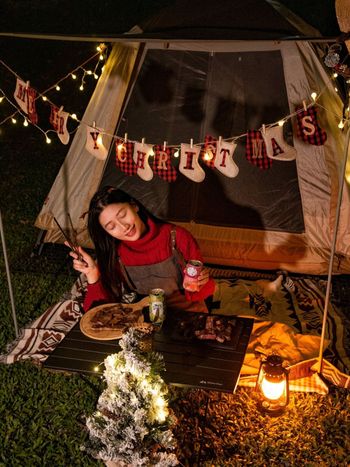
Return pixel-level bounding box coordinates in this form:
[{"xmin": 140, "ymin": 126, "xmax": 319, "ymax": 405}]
[
  {"xmin": 65, "ymin": 242, "xmax": 100, "ymax": 284},
  {"xmin": 198, "ymin": 267, "xmax": 210, "ymax": 288}
]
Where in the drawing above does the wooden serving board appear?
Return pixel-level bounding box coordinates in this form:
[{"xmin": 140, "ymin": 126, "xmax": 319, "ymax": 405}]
[{"xmin": 80, "ymin": 296, "xmax": 150, "ymax": 340}]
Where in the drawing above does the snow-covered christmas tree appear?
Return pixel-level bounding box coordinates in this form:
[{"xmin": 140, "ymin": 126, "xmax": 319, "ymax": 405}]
[{"xmin": 84, "ymin": 328, "xmax": 178, "ymax": 467}]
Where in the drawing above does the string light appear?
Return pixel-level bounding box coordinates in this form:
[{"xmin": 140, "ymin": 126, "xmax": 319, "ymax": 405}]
[
  {"xmin": 174, "ymin": 149, "xmax": 180, "ymax": 157},
  {"xmin": 99, "ymin": 54, "xmax": 104, "ymax": 61},
  {"xmin": 338, "ymin": 119, "xmax": 345, "ymax": 129},
  {"xmin": 42, "ymin": 96, "xmax": 47, "ymax": 102},
  {"xmin": 11, "ymin": 117, "xmax": 17, "ymax": 124},
  {"xmin": 94, "ymin": 73, "xmax": 99, "ymax": 79},
  {"xmin": 86, "ymin": 70, "xmax": 92, "ymax": 75},
  {"xmin": 333, "ymin": 72, "xmax": 338, "ymax": 78},
  {"xmin": 55, "ymin": 85, "xmax": 61, "ymax": 91},
  {"xmin": 278, "ymin": 120, "xmax": 284, "ymax": 127},
  {"xmin": 70, "ymin": 113, "xmax": 78, "ymax": 120},
  {"xmin": 71, "ymin": 73, "xmax": 77, "ymax": 80},
  {"xmin": 203, "ymin": 150, "xmax": 214, "ymax": 161},
  {"xmin": 45, "ymin": 135, "xmax": 51, "ymax": 144},
  {"xmin": 23, "ymin": 118, "xmax": 28, "ymax": 127},
  {"xmin": 79, "ymin": 84, "xmax": 84, "ymax": 91},
  {"xmin": 0, "ymin": 96, "xmax": 4, "ymax": 103},
  {"xmin": 311, "ymin": 92, "xmax": 317, "ymax": 101}
]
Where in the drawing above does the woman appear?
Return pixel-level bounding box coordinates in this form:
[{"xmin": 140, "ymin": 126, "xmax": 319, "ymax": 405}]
[{"xmin": 69, "ymin": 186, "xmax": 215, "ymax": 312}]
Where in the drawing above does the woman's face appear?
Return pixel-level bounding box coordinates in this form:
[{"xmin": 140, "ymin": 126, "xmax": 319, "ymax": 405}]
[{"xmin": 99, "ymin": 202, "xmax": 146, "ymax": 241}]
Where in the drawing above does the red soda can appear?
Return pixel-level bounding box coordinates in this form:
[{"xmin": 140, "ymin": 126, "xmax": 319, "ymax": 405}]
[{"xmin": 183, "ymin": 260, "xmax": 203, "ymax": 292}]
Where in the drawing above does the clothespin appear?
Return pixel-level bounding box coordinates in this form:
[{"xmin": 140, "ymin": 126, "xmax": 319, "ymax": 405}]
[
  {"xmin": 163, "ymin": 141, "xmax": 167, "ymax": 151},
  {"xmin": 141, "ymin": 137, "xmax": 145, "ymax": 147},
  {"xmin": 190, "ymin": 138, "xmax": 193, "ymax": 149},
  {"xmin": 124, "ymin": 133, "xmax": 128, "ymax": 142},
  {"xmin": 218, "ymin": 136, "xmax": 222, "ymax": 146},
  {"xmin": 303, "ymin": 100, "xmax": 307, "ymax": 111},
  {"xmin": 262, "ymin": 124, "xmax": 266, "ymax": 135}
]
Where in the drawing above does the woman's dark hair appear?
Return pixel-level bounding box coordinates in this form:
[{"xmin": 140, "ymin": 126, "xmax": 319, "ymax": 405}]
[{"xmin": 87, "ymin": 186, "xmax": 158, "ymax": 301}]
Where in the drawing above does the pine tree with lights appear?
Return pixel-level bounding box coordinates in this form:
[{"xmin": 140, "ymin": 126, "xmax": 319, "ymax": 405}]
[{"xmin": 84, "ymin": 329, "xmax": 178, "ymax": 467}]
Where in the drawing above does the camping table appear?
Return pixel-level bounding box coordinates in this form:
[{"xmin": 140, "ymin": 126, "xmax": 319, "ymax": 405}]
[{"xmin": 44, "ymin": 311, "xmax": 253, "ymax": 393}]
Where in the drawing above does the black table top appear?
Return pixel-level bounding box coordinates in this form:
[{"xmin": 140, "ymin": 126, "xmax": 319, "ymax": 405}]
[{"xmin": 44, "ymin": 311, "xmax": 253, "ymax": 393}]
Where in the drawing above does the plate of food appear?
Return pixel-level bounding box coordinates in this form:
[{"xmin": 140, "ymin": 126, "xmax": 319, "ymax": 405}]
[{"xmin": 80, "ymin": 296, "xmax": 151, "ymax": 340}]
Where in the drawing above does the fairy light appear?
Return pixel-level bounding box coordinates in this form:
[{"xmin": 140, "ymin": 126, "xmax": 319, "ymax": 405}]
[
  {"xmin": 99, "ymin": 54, "xmax": 104, "ymax": 61},
  {"xmin": 174, "ymin": 149, "xmax": 180, "ymax": 157},
  {"xmin": 335, "ymin": 87, "xmax": 338, "ymax": 93},
  {"xmin": 278, "ymin": 120, "xmax": 284, "ymax": 127},
  {"xmin": 55, "ymin": 85, "xmax": 61, "ymax": 91},
  {"xmin": 117, "ymin": 142, "xmax": 124, "ymax": 151},
  {"xmin": 149, "ymin": 148, "xmax": 155, "ymax": 157},
  {"xmin": 71, "ymin": 73, "xmax": 77, "ymax": 80},
  {"xmin": 45, "ymin": 135, "xmax": 51, "ymax": 144},
  {"xmin": 11, "ymin": 117, "xmax": 17, "ymax": 124},
  {"xmin": 203, "ymin": 150, "xmax": 213, "ymax": 161},
  {"xmin": 311, "ymin": 92, "xmax": 317, "ymax": 101},
  {"xmin": 42, "ymin": 96, "xmax": 47, "ymax": 102},
  {"xmin": 338, "ymin": 119, "xmax": 345, "ymax": 129},
  {"xmin": 94, "ymin": 73, "xmax": 99, "ymax": 79},
  {"xmin": 333, "ymin": 72, "xmax": 338, "ymax": 78},
  {"xmin": 79, "ymin": 84, "xmax": 84, "ymax": 91},
  {"xmin": 86, "ymin": 70, "xmax": 92, "ymax": 75},
  {"xmin": 0, "ymin": 96, "xmax": 4, "ymax": 103},
  {"xmin": 23, "ymin": 118, "xmax": 28, "ymax": 127},
  {"xmin": 70, "ymin": 113, "xmax": 78, "ymax": 120}
]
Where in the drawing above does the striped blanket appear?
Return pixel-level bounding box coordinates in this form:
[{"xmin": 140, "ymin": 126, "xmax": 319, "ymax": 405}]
[{"xmin": 0, "ymin": 272, "xmax": 349, "ymax": 393}]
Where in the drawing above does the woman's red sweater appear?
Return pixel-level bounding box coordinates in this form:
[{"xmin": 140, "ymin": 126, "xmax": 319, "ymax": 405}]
[{"xmin": 83, "ymin": 218, "xmax": 215, "ymax": 311}]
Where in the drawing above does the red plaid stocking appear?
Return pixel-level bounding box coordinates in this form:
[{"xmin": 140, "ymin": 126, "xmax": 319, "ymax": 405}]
[
  {"xmin": 296, "ymin": 106, "xmax": 327, "ymax": 146},
  {"xmin": 152, "ymin": 146, "xmax": 177, "ymax": 182},
  {"xmin": 115, "ymin": 138, "xmax": 137, "ymax": 175},
  {"xmin": 245, "ymin": 130, "xmax": 273, "ymax": 169},
  {"xmin": 200, "ymin": 135, "xmax": 216, "ymax": 168}
]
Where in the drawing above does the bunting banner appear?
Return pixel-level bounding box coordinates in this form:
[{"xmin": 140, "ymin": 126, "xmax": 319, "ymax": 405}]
[
  {"xmin": 86, "ymin": 125, "xmax": 108, "ymax": 160},
  {"xmin": 50, "ymin": 105, "xmax": 70, "ymax": 145}
]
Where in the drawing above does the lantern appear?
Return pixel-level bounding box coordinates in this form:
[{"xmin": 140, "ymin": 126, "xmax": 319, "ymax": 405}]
[{"xmin": 255, "ymin": 355, "xmax": 289, "ymax": 416}]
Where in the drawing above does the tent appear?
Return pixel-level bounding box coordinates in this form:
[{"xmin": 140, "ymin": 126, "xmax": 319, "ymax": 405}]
[{"xmin": 34, "ymin": 0, "xmax": 350, "ymax": 275}]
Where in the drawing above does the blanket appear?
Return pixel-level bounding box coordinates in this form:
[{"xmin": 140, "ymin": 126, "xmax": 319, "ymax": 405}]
[{"xmin": 1, "ymin": 272, "xmax": 349, "ymax": 394}]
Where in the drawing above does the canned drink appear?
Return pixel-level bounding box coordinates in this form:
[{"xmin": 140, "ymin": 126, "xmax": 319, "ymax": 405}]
[
  {"xmin": 149, "ymin": 288, "xmax": 166, "ymax": 325},
  {"xmin": 183, "ymin": 260, "xmax": 203, "ymax": 292}
]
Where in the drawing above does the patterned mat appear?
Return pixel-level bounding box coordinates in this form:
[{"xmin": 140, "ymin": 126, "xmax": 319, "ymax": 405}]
[{"xmin": 0, "ymin": 272, "xmax": 349, "ymax": 393}]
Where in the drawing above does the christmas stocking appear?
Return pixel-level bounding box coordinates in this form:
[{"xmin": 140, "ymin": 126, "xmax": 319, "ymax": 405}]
[
  {"xmin": 50, "ymin": 105, "xmax": 70, "ymax": 145},
  {"xmin": 86, "ymin": 126, "xmax": 108, "ymax": 160},
  {"xmin": 26, "ymin": 86, "xmax": 38, "ymax": 124},
  {"xmin": 133, "ymin": 142, "xmax": 154, "ymax": 181},
  {"xmin": 152, "ymin": 146, "xmax": 177, "ymax": 182},
  {"xmin": 245, "ymin": 130, "xmax": 273, "ymax": 169},
  {"xmin": 262, "ymin": 125, "xmax": 296, "ymax": 161},
  {"xmin": 115, "ymin": 138, "xmax": 137, "ymax": 175},
  {"xmin": 14, "ymin": 78, "xmax": 28, "ymax": 114},
  {"xmin": 215, "ymin": 140, "xmax": 239, "ymax": 177},
  {"xmin": 200, "ymin": 135, "xmax": 216, "ymax": 168},
  {"xmin": 180, "ymin": 143, "xmax": 205, "ymax": 182},
  {"xmin": 296, "ymin": 105, "xmax": 327, "ymax": 145}
]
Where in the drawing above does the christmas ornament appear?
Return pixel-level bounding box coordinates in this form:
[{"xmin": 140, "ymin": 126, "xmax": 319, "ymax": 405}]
[
  {"xmin": 180, "ymin": 143, "xmax": 205, "ymax": 182},
  {"xmin": 115, "ymin": 137, "xmax": 137, "ymax": 175},
  {"xmin": 215, "ymin": 139, "xmax": 239, "ymax": 177},
  {"xmin": 133, "ymin": 141, "xmax": 154, "ymax": 181},
  {"xmin": 86, "ymin": 125, "xmax": 108, "ymax": 160},
  {"xmin": 14, "ymin": 78, "xmax": 29, "ymax": 114},
  {"xmin": 262, "ymin": 126, "xmax": 296, "ymax": 161},
  {"xmin": 49, "ymin": 105, "xmax": 70, "ymax": 145},
  {"xmin": 296, "ymin": 106, "xmax": 327, "ymax": 146},
  {"xmin": 245, "ymin": 130, "xmax": 273, "ymax": 169},
  {"xmin": 152, "ymin": 145, "xmax": 177, "ymax": 182},
  {"xmin": 201, "ymin": 135, "xmax": 216, "ymax": 168}
]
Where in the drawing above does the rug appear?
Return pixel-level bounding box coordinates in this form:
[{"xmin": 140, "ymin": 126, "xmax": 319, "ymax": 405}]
[{"xmin": 0, "ymin": 272, "xmax": 349, "ymax": 393}]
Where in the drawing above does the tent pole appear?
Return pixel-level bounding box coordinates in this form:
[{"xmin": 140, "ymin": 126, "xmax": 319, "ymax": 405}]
[
  {"xmin": 0, "ymin": 210, "xmax": 19, "ymax": 338},
  {"xmin": 316, "ymin": 124, "xmax": 350, "ymax": 374}
]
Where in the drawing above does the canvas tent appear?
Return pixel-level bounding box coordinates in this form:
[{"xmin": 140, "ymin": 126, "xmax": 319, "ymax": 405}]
[{"xmin": 35, "ymin": 0, "xmax": 350, "ymax": 275}]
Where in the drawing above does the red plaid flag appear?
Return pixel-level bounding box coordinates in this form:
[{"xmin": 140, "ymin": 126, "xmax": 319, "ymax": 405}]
[
  {"xmin": 245, "ymin": 130, "xmax": 273, "ymax": 170},
  {"xmin": 152, "ymin": 145, "xmax": 177, "ymax": 182},
  {"xmin": 296, "ymin": 106, "xmax": 327, "ymax": 146},
  {"xmin": 115, "ymin": 138, "xmax": 137, "ymax": 176}
]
